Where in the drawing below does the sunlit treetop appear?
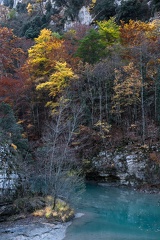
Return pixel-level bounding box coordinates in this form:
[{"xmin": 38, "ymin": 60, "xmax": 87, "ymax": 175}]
[{"xmin": 120, "ymin": 20, "xmax": 157, "ymax": 46}]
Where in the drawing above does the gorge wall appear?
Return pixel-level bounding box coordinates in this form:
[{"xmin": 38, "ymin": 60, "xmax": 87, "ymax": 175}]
[{"xmin": 88, "ymin": 145, "xmax": 160, "ymax": 188}]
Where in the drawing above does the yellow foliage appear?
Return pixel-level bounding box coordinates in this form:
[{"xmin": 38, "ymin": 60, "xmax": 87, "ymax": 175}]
[
  {"xmin": 25, "ymin": 27, "xmax": 78, "ymax": 112},
  {"xmin": 95, "ymin": 120, "xmax": 111, "ymax": 133},
  {"xmin": 97, "ymin": 18, "xmax": 120, "ymax": 45},
  {"xmin": 89, "ymin": 0, "xmax": 96, "ymax": 11},
  {"xmin": 27, "ymin": 29, "xmax": 64, "ymax": 78},
  {"xmin": 112, "ymin": 62, "xmax": 142, "ymax": 114},
  {"xmin": 36, "ymin": 61, "xmax": 74, "ymax": 98},
  {"xmin": 27, "ymin": 124, "xmax": 34, "ymax": 129},
  {"xmin": 34, "ymin": 28, "xmax": 52, "ymax": 43},
  {"xmin": 32, "ymin": 198, "xmax": 74, "ymax": 222},
  {"xmin": 120, "ymin": 20, "xmax": 156, "ymax": 46},
  {"xmin": 45, "ymin": 195, "xmax": 55, "ymax": 205},
  {"xmin": 33, "ymin": 209, "xmax": 44, "ymax": 217},
  {"xmin": 11, "ymin": 143, "xmax": 17, "ymax": 150},
  {"xmin": 17, "ymin": 120, "xmax": 24, "ymax": 124},
  {"xmin": 26, "ymin": 3, "xmax": 33, "ymax": 15},
  {"xmin": 21, "ymin": 133, "xmax": 27, "ymax": 139}
]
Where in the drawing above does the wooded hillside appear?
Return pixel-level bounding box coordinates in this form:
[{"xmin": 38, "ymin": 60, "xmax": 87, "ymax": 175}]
[{"xmin": 1, "ymin": 0, "xmax": 160, "ymax": 200}]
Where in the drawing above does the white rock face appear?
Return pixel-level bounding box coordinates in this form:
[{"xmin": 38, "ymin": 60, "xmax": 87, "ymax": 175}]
[
  {"xmin": 13, "ymin": 0, "xmax": 21, "ymax": 8},
  {"xmin": 64, "ymin": 6, "xmax": 92, "ymax": 31},
  {"xmin": 0, "ymin": 145, "xmax": 19, "ymax": 197},
  {"xmin": 78, "ymin": 6, "xmax": 92, "ymax": 25},
  {"xmin": 64, "ymin": 18, "xmax": 75, "ymax": 31},
  {"xmin": 93, "ymin": 147, "xmax": 160, "ymax": 186},
  {"xmin": 126, "ymin": 155, "xmax": 146, "ymax": 179}
]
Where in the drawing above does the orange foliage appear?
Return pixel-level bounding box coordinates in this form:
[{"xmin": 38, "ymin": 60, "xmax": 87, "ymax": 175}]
[
  {"xmin": 112, "ymin": 62, "xmax": 142, "ymax": 114},
  {"xmin": 149, "ymin": 152, "xmax": 160, "ymax": 163},
  {"xmin": 0, "ymin": 27, "xmax": 25, "ymax": 77},
  {"xmin": 0, "ymin": 27, "xmax": 31, "ymax": 106},
  {"xmin": 120, "ymin": 20, "xmax": 156, "ymax": 46}
]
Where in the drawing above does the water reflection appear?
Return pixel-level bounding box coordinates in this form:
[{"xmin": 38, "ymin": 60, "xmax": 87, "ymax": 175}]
[{"xmin": 64, "ymin": 183, "xmax": 160, "ymax": 240}]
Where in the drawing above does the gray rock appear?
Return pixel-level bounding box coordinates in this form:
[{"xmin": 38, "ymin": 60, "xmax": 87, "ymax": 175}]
[
  {"xmin": 0, "ymin": 220, "xmax": 71, "ymax": 240},
  {"xmin": 92, "ymin": 147, "xmax": 160, "ymax": 187}
]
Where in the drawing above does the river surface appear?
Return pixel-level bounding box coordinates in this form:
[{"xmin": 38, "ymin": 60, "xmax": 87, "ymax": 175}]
[{"xmin": 64, "ymin": 183, "xmax": 160, "ymax": 240}]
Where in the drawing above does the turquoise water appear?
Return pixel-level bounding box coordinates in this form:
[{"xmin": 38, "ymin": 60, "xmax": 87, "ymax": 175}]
[{"xmin": 64, "ymin": 183, "xmax": 160, "ymax": 240}]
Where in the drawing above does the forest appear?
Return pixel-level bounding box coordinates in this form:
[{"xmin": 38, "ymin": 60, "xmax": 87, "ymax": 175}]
[{"xmin": 1, "ymin": 0, "xmax": 160, "ymax": 209}]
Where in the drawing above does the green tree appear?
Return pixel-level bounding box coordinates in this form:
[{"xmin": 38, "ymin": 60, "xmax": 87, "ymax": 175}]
[
  {"xmin": 76, "ymin": 28, "xmax": 105, "ymax": 64},
  {"xmin": 76, "ymin": 18, "xmax": 120, "ymax": 64},
  {"xmin": 22, "ymin": 15, "xmax": 49, "ymax": 39},
  {"xmin": 97, "ymin": 18, "xmax": 120, "ymax": 46},
  {"xmin": 0, "ymin": 102, "xmax": 30, "ymax": 156}
]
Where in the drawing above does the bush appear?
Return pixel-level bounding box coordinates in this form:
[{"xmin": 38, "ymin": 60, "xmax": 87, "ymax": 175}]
[{"xmin": 33, "ymin": 196, "xmax": 75, "ymax": 222}]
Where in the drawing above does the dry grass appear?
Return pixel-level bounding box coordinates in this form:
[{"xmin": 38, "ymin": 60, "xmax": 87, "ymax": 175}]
[{"xmin": 32, "ymin": 196, "xmax": 74, "ymax": 222}]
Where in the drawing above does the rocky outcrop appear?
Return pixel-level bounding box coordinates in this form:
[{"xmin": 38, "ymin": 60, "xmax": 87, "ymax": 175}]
[
  {"xmin": 0, "ymin": 203, "xmax": 19, "ymax": 222},
  {"xmin": 0, "ymin": 195, "xmax": 74, "ymax": 224},
  {"xmin": 0, "ymin": 144, "xmax": 20, "ymax": 200},
  {"xmin": 0, "ymin": 196, "xmax": 45, "ymax": 222},
  {"xmin": 64, "ymin": 6, "xmax": 92, "ymax": 31},
  {"xmin": 89, "ymin": 145, "xmax": 160, "ymax": 187},
  {"xmin": 0, "ymin": 217, "xmax": 71, "ymax": 240},
  {"xmin": 78, "ymin": 6, "xmax": 92, "ymax": 25}
]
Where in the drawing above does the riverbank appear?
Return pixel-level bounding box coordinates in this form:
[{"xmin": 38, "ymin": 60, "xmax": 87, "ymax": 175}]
[{"xmin": 0, "ymin": 215, "xmax": 71, "ymax": 240}]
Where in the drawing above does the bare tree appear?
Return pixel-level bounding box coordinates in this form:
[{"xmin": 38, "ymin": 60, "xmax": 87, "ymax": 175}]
[{"xmin": 32, "ymin": 97, "xmax": 85, "ymax": 207}]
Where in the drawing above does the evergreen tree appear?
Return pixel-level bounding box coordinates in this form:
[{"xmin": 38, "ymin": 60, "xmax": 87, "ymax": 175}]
[
  {"xmin": 0, "ymin": 102, "xmax": 30, "ymax": 156},
  {"xmin": 116, "ymin": 0, "xmax": 151, "ymax": 23},
  {"xmin": 151, "ymin": 0, "xmax": 160, "ymax": 12},
  {"xmin": 91, "ymin": 0, "xmax": 116, "ymax": 21},
  {"xmin": 76, "ymin": 28, "xmax": 105, "ymax": 64}
]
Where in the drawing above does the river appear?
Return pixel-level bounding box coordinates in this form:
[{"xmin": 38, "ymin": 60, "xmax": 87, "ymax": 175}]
[{"xmin": 64, "ymin": 183, "xmax": 160, "ymax": 240}]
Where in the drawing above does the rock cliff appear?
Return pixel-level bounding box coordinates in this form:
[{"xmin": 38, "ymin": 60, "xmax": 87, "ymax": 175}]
[{"xmin": 89, "ymin": 145, "xmax": 160, "ymax": 187}]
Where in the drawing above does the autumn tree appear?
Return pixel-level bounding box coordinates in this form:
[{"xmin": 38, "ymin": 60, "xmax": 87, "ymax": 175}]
[
  {"xmin": 120, "ymin": 20, "xmax": 159, "ymax": 142},
  {"xmin": 120, "ymin": 20, "xmax": 155, "ymax": 47},
  {"xmin": 0, "ymin": 27, "xmax": 32, "ymax": 110},
  {"xmin": 0, "ymin": 27, "xmax": 24, "ymax": 77},
  {"xmin": 22, "ymin": 28, "xmax": 78, "ymax": 137},
  {"xmin": 112, "ymin": 62, "xmax": 142, "ymax": 124},
  {"xmin": 36, "ymin": 61, "xmax": 75, "ymax": 109},
  {"xmin": 26, "ymin": 28, "xmax": 77, "ymax": 101},
  {"xmin": 26, "ymin": 28, "xmax": 76, "ymax": 80},
  {"xmin": 145, "ymin": 20, "xmax": 160, "ymax": 126}
]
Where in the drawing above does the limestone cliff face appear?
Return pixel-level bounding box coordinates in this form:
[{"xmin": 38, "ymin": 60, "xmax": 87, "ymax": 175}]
[
  {"xmin": 64, "ymin": 6, "xmax": 92, "ymax": 31},
  {"xmin": 90, "ymin": 146, "xmax": 160, "ymax": 187},
  {"xmin": 0, "ymin": 144, "xmax": 20, "ymax": 200}
]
